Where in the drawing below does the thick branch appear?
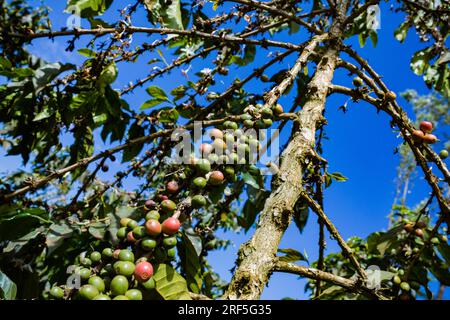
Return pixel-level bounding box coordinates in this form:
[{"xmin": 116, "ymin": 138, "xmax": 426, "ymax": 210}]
[{"xmin": 273, "ymin": 261, "xmax": 387, "ymax": 300}]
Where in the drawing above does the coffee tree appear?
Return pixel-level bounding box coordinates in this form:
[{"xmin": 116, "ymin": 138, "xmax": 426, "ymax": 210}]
[{"xmin": 0, "ymin": 0, "xmax": 449, "ymax": 300}]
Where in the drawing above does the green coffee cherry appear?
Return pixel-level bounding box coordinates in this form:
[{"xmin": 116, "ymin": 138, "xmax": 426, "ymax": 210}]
[
  {"xmin": 78, "ymin": 285, "xmax": 99, "ymax": 300},
  {"xmin": 49, "ymin": 286, "xmax": 64, "ymax": 299},
  {"xmin": 88, "ymin": 276, "xmax": 105, "ymax": 292}
]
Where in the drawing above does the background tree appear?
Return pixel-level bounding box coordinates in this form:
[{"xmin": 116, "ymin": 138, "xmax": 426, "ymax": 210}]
[{"xmin": 0, "ymin": 0, "xmax": 449, "ymax": 300}]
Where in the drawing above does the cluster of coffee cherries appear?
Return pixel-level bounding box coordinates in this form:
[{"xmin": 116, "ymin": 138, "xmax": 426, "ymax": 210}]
[
  {"xmin": 411, "ymin": 121, "xmax": 448, "ymax": 160},
  {"xmin": 48, "ymin": 199, "xmax": 181, "ymax": 300}
]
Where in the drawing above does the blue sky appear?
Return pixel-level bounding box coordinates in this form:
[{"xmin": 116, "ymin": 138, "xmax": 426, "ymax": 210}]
[{"xmin": 1, "ymin": 1, "xmax": 449, "ymax": 299}]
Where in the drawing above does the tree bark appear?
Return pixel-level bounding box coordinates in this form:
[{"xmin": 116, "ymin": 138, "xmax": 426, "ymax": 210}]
[{"xmin": 224, "ymin": 2, "xmax": 350, "ymax": 300}]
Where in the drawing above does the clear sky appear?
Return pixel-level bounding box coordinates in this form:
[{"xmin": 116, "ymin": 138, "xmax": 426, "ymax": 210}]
[{"xmin": 0, "ymin": 1, "xmax": 448, "ymax": 299}]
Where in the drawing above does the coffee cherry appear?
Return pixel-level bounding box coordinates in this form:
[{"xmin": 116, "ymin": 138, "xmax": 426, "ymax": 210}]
[
  {"xmin": 352, "ymin": 76, "xmax": 363, "ymax": 87},
  {"xmin": 273, "ymin": 103, "xmax": 284, "ymax": 115},
  {"xmin": 192, "ymin": 177, "xmax": 207, "ymax": 189},
  {"xmin": 243, "ymin": 120, "xmax": 254, "ymax": 128},
  {"xmin": 209, "ymin": 128, "xmax": 223, "ymax": 140},
  {"xmin": 412, "ymin": 129, "xmax": 425, "ymax": 142},
  {"xmin": 125, "ymin": 289, "xmax": 143, "ymax": 300},
  {"xmin": 78, "ymin": 284, "xmax": 99, "ymax": 300},
  {"xmin": 209, "ymin": 171, "xmax": 225, "ymax": 185},
  {"xmin": 156, "ymin": 194, "xmax": 169, "ymax": 202},
  {"xmin": 248, "ymin": 138, "xmax": 260, "ymax": 151},
  {"xmin": 102, "ymin": 248, "xmax": 113, "ymax": 259},
  {"xmin": 113, "ymin": 295, "xmax": 129, "ymax": 300},
  {"xmin": 191, "ymin": 195, "xmax": 207, "ymax": 209},
  {"xmin": 403, "ymin": 223, "xmax": 414, "ymax": 233},
  {"xmin": 127, "ymin": 219, "xmax": 138, "ymax": 229},
  {"xmin": 145, "ymin": 219, "xmax": 162, "ymax": 236},
  {"xmin": 423, "ymin": 134, "xmax": 437, "ymax": 144},
  {"xmin": 419, "ymin": 121, "xmax": 433, "ymax": 133},
  {"xmin": 223, "ymin": 121, "xmax": 238, "ymax": 130},
  {"xmin": 132, "ymin": 226, "xmax": 146, "ymax": 239},
  {"xmin": 228, "ymin": 153, "xmax": 239, "ymax": 164},
  {"xmin": 161, "ymin": 199, "xmax": 177, "ymax": 213},
  {"xmin": 88, "ymin": 276, "xmax": 105, "ymax": 292},
  {"xmin": 393, "ymin": 275, "xmax": 402, "ymax": 285},
  {"xmin": 195, "ymin": 158, "xmax": 211, "ymax": 173},
  {"xmin": 200, "ymin": 143, "xmax": 213, "ymax": 156},
  {"xmin": 240, "ymin": 113, "xmax": 253, "ymax": 121},
  {"xmin": 113, "ymin": 249, "xmax": 121, "ymax": 260},
  {"xmin": 440, "ymin": 149, "xmax": 449, "ymax": 159},
  {"xmin": 127, "ymin": 231, "xmax": 137, "ymax": 243},
  {"xmin": 400, "ymin": 282, "xmax": 410, "ymax": 292},
  {"xmin": 141, "ymin": 237, "xmax": 157, "ymax": 251},
  {"xmin": 161, "ymin": 217, "xmax": 181, "ymax": 235},
  {"xmin": 414, "ymin": 228, "xmax": 424, "ymax": 238},
  {"xmin": 78, "ymin": 268, "xmax": 91, "ymax": 280},
  {"xmin": 118, "ymin": 249, "xmax": 134, "ymax": 262},
  {"xmin": 120, "ymin": 217, "xmax": 131, "ymax": 228},
  {"xmin": 256, "ymin": 118, "xmax": 272, "ymax": 129},
  {"xmin": 237, "ymin": 143, "xmax": 250, "ymax": 156},
  {"xmin": 114, "ymin": 261, "xmax": 136, "ymax": 277},
  {"xmin": 261, "ymin": 107, "xmax": 273, "ymax": 119},
  {"xmin": 93, "ymin": 294, "xmax": 111, "ymax": 300},
  {"xmin": 80, "ymin": 257, "xmax": 92, "ymax": 267},
  {"xmin": 144, "ymin": 199, "xmax": 156, "ymax": 210},
  {"xmin": 134, "ymin": 261, "xmax": 154, "ymax": 282},
  {"xmin": 141, "ymin": 278, "xmax": 156, "ymax": 290},
  {"xmin": 50, "ymin": 286, "xmax": 64, "ymax": 299},
  {"xmin": 110, "ymin": 275, "xmax": 129, "ymax": 296},
  {"xmin": 166, "ymin": 181, "xmax": 179, "ymax": 193},
  {"xmin": 261, "ymin": 74, "xmax": 270, "ymax": 82},
  {"xmin": 163, "ymin": 236, "xmax": 177, "ymax": 248},
  {"xmin": 224, "ymin": 166, "xmax": 235, "ymax": 178},
  {"xmin": 117, "ymin": 227, "xmax": 127, "ymax": 239},
  {"xmin": 167, "ymin": 247, "xmax": 176, "ymax": 259},
  {"xmin": 90, "ymin": 251, "xmax": 101, "ymax": 263},
  {"xmin": 208, "ymin": 153, "xmax": 219, "ymax": 164},
  {"xmin": 212, "ymin": 138, "xmax": 227, "ymax": 152},
  {"xmin": 145, "ymin": 210, "xmax": 160, "ymax": 221}
]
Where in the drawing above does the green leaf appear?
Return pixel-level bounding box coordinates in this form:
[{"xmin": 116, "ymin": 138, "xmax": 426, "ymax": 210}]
[
  {"xmin": 152, "ymin": 264, "xmax": 192, "ymax": 300},
  {"xmin": 241, "ymin": 172, "xmax": 260, "ymax": 189},
  {"xmin": 158, "ymin": 108, "xmax": 179, "ymax": 123},
  {"xmin": 77, "ymin": 48, "xmax": 97, "ymax": 57},
  {"xmin": 140, "ymin": 98, "xmax": 167, "ymax": 110},
  {"xmin": 33, "ymin": 109, "xmax": 52, "ymax": 122},
  {"xmin": 0, "ymin": 271, "xmax": 17, "ymax": 300},
  {"xmin": 277, "ymin": 248, "xmax": 307, "ymax": 263},
  {"xmin": 178, "ymin": 232, "xmax": 203, "ymax": 294},
  {"xmin": 160, "ymin": 0, "xmax": 184, "ymax": 30},
  {"xmin": 88, "ymin": 221, "xmax": 108, "ymax": 239},
  {"xmin": 394, "ymin": 21, "xmax": 411, "ymax": 43},
  {"xmin": 122, "ymin": 121, "xmax": 145, "ymax": 162},
  {"xmin": 66, "ymin": 0, "xmax": 113, "ymax": 18},
  {"xmin": 146, "ymin": 85, "xmax": 169, "ymax": 100}
]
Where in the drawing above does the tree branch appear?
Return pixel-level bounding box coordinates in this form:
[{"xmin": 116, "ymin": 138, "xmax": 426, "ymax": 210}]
[{"xmin": 273, "ymin": 261, "xmax": 387, "ymax": 300}]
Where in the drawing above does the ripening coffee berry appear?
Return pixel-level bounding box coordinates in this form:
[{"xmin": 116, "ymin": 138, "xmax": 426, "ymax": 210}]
[
  {"xmin": 145, "ymin": 219, "xmax": 162, "ymax": 236},
  {"xmin": 419, "ymin": 121, "xmax": 433, "ymax": 133},
  {"xmin": 145, "ymin": 210, "xmax": 160, "ymax": 221},
  {"xmin": 161, "ymin": 199, "xmax": 177, "ymax": 213},
  {"xmin": 439, "ymin": 149, "xmax": 449, "ymax": 159},
  {"xmin": 125, "ymin": 289, "xmax": 143, "ymax": 300},
  {"xmin": 161, "ymin": 217, "xmax": 181, "ymax": 235},
  {"xmin": 134, "ymin": 261, "xmax": 154, "ymax": 282},
  {"xmin": 90, "ymin": 251, "xmax": 101, "ymax": 263},
  {"xmin": 209, "ymin": 171, "xmax": 225, "ymax": 185},
  {"xmin": 423, "ymin": 134, "xmax": 438, "ymax": 144}
]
